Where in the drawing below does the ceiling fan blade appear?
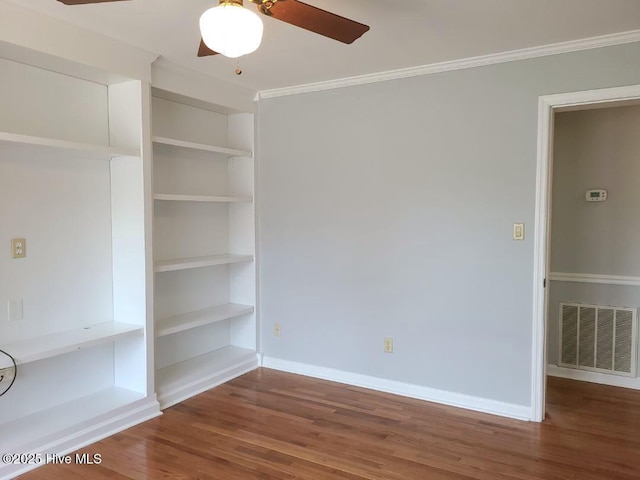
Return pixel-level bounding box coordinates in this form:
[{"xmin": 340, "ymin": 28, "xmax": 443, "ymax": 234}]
[
  {"xmin": 57, "ymin": 0, "xmax": 130, "ymax": 4},
  {"xmin": 198, "ymin": 39, "xmax": 220, "ymax": 57},
  {"xmin": 264, "ymin": 0, "xmax": 369, "ymax": 44}
]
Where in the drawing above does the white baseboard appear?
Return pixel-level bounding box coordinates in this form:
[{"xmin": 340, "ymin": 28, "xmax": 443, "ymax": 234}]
[
  {"xmin": 547, "ymin": 364, "xmax": 640, "ymax": 390},
  {"xmin": 261, "ymin": 356, "xmax": 531, "ymax": 421},
  {"xmin": 1, "ymin": 397, "xmax": 161, "ymax": 480}
]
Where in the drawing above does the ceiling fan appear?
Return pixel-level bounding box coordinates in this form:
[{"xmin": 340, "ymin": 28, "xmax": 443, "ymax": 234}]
[{"xmin": 56, "ymin": 0, "xmax": 370, "ymax": 59}]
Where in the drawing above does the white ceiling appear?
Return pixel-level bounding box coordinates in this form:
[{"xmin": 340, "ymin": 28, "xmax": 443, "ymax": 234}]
[{"xmin": 6, "ymin": 0, "xmax": 640, "ymax": 92}]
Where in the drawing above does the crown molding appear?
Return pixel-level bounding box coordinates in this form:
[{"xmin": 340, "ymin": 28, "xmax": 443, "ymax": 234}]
[{"xmin": 258, "ymin": 29, "xmax": 640, "ymax": 100}]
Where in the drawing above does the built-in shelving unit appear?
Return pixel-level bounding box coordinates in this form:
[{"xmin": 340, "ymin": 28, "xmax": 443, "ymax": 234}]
[
  {"xmin": 0, "ymin": 51, "xmax": 159, "ymax": 479},
  {"xmin": 1, "ymin": 322, "xmax": 143, "ymax": 364},
  {"xmin": 152, "ymin": 92, "xmax": 257, "ymax": 409}
]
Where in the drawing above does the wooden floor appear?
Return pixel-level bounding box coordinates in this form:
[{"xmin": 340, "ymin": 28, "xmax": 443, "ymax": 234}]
[{"xmin": 18, "ymin": 369, "xmax": 640, "ymax": 479}]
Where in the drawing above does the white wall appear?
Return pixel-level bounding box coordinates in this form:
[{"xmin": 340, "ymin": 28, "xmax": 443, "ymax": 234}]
[
  {"xmin": 257, "ymin": 42, "xmax": 640, "ymax": 409},
  {"xmin": 152, "ymin": 96, "xmax": 228, "ymax": 146},
  {"xmin": 0, "ymin": 57, "xmax": 108, "ymax": 144},
  {"xmin": 0, "ymin": 145, "xmax": 114, "ymax": 339},
  {"xmin": 548, "ymin": 106, "xmax": 640, "ymax": 384}
]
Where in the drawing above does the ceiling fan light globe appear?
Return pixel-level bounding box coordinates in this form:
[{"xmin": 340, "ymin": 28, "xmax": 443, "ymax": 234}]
[{"xmin": 200, "ymin": 3, "xmax": 264, "ymax": 58}]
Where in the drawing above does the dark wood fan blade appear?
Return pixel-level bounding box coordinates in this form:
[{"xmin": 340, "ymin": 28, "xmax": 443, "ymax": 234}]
[
  {"xmin": 198, "ymin": 39, "xmax": 220, "ymax": 57},
  {"xmin": 265, "ymin": 0, "xmax": 369, "ymax": 44},
  {"xmin": 57, "ymin": 0, "xmax": 130, "ymax": 4}
]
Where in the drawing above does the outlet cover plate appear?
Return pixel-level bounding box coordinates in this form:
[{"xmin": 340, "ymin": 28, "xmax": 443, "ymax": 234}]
[{"xmin": 12, "ymin": 238, "xmax": 26, "ymax": 258}]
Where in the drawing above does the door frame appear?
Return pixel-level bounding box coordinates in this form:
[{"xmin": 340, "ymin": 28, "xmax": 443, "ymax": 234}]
[{"xmin": 531, "ymin": 84, "xmax": 640, "ymax": 422}]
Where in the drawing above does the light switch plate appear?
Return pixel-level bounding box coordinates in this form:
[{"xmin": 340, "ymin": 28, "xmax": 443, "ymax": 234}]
[
  {"xmin": 513, "ymin": 224, "xmax": 525, "ymax": 241},
  {"xmin": 8, "ymin": 299, "xmax": 23, "ymax": 322}
]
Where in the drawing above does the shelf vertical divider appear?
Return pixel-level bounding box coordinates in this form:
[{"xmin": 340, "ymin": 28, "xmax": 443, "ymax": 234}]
[{"xmin": 108, "ymin": 80, "xmax": 153, "ymax": 396}]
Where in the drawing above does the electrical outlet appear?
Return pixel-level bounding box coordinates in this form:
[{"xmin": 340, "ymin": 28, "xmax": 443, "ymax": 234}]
[
  {"xmin": 384, "ymin": 337, "xmax": 393, "ymax": 353},
  {"xmin": 273, "ymin": 323, "xmax": 281, "ymax": 337},
  {"xmin": 11, "ymin": 238, "xmax": 26, "ymax": 258}
]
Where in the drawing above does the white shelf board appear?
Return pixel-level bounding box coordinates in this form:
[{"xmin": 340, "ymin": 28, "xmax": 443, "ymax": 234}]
[
  {"xmin": 0, "ymin": 131, "xmax": 139, "ymax": 158},
  {"xmin": 154, "ymin": 193, "xmax": 252, "ymax": 203},
  {"xmin": 152, "ymin": 136, "xmax": 251, "ymax": 157},
  {"xmin": 154, "ymin": 254, "xmax": 253, "ymax": 273},
  {"xmin": 1, "ymin": 322, "xmax": 143, "ymax": 365},
  {"xmin": 156, "ymin": 346, "xmax": 256, "ymax": 396},
  {"xmin": 0, "ymin": 386, "xmax": 144, "ymax": 453},
  {"xmin": 156, "ymin": 303, "xmax": 254, "ymax": 337}
]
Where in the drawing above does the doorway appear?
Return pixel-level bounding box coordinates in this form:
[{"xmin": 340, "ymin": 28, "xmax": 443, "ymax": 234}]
[{"xmin": 531, "ymin": 85, "xmax": 640, "ymax": 422}]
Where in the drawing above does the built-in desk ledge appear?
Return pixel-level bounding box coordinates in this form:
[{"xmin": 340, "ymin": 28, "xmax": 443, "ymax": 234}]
[{"xmin": 1, "ymin": 322, "xmax": 143, "ymax": 365}]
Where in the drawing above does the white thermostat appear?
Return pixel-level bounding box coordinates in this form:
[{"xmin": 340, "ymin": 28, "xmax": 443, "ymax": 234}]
[{"xmin": 585, "ymin": 189, "xmax": 607, "ymax": 202}]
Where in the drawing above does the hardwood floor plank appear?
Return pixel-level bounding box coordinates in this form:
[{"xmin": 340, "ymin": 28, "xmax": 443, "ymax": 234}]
[{"xmin": 17, "ymin": 370, "xmax": 640, "ymax": 480}]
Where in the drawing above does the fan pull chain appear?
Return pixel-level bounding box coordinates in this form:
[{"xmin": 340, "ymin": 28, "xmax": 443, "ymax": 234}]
[{"xmin": 235, "ymin": 59, "xmax": 243, "ymax": 76}]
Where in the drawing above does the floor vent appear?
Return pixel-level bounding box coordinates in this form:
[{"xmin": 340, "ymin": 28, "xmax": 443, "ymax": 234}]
[{"xmin": 559, "ymin": 303, "xmax": 638, "ymax": 377}]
